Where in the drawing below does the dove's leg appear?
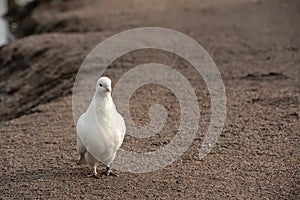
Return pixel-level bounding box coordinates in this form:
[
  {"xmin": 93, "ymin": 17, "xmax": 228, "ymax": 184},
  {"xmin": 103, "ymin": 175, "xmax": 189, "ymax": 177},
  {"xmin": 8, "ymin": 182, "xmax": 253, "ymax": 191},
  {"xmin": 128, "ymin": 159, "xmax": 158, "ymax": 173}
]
[
  {"xmin": 87, "ymin": 164, "xmax": 100, "ymax": 178},
  {"xmin": 85, "ymin": 152, "xmax": 100, "ymax": 178},
  {"xmin": 101, "ymin": 152, "xmax": 118, "ymax": 176}
]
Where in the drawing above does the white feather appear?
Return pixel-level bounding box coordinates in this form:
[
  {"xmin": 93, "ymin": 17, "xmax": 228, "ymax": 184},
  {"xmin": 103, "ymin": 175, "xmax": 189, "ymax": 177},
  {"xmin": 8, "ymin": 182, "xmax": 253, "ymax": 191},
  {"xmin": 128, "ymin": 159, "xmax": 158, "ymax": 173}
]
[{"xmin": 76, "ymin": 77, "xmax": 126, "ymax": 168}]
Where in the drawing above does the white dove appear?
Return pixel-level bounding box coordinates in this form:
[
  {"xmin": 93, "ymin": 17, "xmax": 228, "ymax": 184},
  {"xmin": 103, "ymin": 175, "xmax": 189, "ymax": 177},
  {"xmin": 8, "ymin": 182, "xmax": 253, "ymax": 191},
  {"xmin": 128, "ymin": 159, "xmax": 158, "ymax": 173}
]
[{"xmin": 76, "ymin": 77, "xmax": 126, "ymax": 177}]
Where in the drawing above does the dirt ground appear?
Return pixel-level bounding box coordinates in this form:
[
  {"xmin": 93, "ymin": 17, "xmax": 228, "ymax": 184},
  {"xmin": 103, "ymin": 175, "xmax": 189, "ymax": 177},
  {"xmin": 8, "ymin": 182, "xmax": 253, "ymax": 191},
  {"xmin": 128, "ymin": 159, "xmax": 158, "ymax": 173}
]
[{"xmin": 1, "ymin": 0, "xmax": 299, "ymax": 199}]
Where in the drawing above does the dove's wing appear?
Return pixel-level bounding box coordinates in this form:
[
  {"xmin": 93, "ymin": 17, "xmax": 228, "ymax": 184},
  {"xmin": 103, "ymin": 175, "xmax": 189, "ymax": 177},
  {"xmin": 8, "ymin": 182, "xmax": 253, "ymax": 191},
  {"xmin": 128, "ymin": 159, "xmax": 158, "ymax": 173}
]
[{"xmin": 112, "ymin": 102, "xmax": 126, "ymax": 141}]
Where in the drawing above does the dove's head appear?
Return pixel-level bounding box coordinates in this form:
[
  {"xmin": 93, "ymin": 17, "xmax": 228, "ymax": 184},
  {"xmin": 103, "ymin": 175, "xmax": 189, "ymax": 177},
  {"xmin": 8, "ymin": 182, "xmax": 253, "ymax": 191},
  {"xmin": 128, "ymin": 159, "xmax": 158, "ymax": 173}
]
[{"xmin": 96, "ymin": 77, "xmax": 112, "ymax": 94}]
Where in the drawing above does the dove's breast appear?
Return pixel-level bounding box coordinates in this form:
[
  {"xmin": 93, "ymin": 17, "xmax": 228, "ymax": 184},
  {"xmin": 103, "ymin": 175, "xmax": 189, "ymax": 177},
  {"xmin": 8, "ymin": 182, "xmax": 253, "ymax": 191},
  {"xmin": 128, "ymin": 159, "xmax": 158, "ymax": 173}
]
[
  {"xmin": 97, "ymin": 114, "xmax": 124, "ymax": 150},
  {"xmin": 76, "ymin": 94, "xmax": 126, "ymax": 166}
]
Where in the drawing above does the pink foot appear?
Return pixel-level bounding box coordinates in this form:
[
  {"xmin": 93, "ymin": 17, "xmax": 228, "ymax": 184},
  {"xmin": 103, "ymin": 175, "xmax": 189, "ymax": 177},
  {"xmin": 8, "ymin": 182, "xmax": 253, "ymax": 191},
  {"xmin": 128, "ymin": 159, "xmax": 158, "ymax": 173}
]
[
  {"xmin": 87, "ymin": 172, "xmax": 100, "ymax": 179},
  {"xmin": 102, "ymin": 167, "xmax": 118, "ymax": 176}
]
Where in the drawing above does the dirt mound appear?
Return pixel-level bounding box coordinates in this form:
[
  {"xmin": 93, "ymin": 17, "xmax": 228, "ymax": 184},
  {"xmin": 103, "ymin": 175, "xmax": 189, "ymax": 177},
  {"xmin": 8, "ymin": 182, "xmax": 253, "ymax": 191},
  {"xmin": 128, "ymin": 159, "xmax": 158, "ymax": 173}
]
[{"xmin": 0, "ymin": 32, "xmax": 110, "ymax": 121}]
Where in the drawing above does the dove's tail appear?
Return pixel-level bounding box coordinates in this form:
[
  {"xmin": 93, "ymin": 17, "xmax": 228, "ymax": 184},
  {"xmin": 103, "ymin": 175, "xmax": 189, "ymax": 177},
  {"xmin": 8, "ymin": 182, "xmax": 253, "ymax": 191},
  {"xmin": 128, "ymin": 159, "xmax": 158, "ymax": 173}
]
[{"xmin": 77, "ymin": 153, "xmax": 87, "ymax": 165}]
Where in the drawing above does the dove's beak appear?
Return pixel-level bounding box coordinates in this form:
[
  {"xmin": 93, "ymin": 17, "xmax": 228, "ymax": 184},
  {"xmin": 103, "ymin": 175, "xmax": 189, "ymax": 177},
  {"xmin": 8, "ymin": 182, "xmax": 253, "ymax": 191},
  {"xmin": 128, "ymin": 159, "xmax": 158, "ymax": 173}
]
[{"xmin": 106, "ymin": 87, "xmax": 111, "ymax": 93}]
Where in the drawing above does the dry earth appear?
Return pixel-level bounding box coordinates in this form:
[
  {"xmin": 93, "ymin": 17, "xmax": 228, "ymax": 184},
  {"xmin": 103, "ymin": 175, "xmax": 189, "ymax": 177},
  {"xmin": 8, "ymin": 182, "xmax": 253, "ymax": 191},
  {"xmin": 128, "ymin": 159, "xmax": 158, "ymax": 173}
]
[{"xmin": 0, "ymin": 0, "xmax": 299, "ymax": 199}]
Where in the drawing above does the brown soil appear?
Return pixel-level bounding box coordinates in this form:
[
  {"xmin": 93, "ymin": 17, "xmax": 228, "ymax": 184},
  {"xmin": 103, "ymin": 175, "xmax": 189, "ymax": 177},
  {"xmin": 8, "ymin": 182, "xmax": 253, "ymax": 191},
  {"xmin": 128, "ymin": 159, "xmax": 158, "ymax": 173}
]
[{"xmin": 1, "ymin": 0, "xmax": 299, "ymax": 199}]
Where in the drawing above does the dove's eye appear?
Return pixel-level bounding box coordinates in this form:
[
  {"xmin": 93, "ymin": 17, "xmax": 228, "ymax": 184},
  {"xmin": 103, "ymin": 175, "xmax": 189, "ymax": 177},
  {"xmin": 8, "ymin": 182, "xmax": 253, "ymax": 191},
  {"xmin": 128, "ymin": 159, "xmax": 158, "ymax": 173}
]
[{"xmin": 99, "ymin": 83, "xmax": 102, "ymax": 87}]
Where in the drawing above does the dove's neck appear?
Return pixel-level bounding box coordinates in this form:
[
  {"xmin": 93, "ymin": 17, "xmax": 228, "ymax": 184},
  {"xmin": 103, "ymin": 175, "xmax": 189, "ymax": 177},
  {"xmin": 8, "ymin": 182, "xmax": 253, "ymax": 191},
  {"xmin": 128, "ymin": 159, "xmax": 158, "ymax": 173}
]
[{"xmin": 92, "ymin": 92, "xmax": 113, "ymax": 117}]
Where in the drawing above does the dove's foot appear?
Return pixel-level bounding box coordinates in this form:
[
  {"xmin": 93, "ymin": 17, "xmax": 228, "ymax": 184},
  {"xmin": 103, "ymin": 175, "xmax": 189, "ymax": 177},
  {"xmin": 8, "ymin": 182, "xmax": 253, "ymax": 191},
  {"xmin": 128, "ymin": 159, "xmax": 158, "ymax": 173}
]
[
  {"xmin": 87, "ymin": 165, "xmax": 100, "ymax": 178},
  {"xmin": 103, "ymin": 169, "xmax": 118, "ymax": 176},
  {"xmin": 102, "ymin": 166, "xmax": 118, "ymax": 176},
  {"xmin": 87, "ymin": 172, "xmax": 100, "ymax": 178}
]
